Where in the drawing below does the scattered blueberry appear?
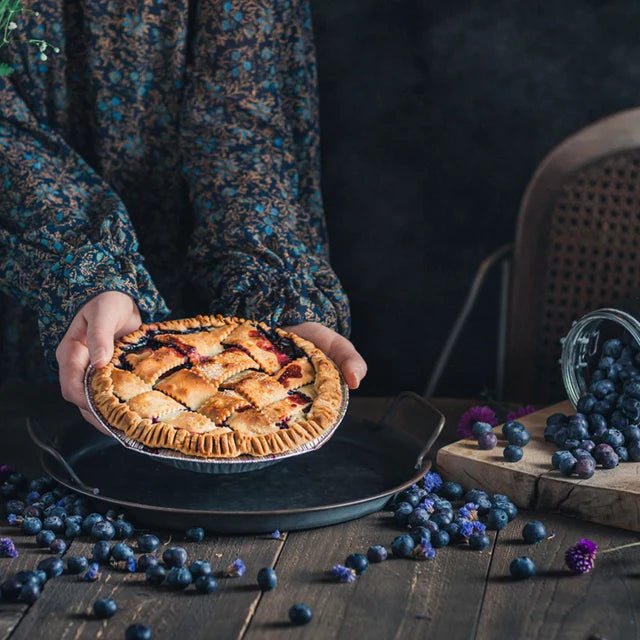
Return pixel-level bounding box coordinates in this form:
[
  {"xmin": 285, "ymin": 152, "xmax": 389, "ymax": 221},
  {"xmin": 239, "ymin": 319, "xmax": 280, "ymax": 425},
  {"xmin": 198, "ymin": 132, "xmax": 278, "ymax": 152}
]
[
  {"xmin": 91, "ymin": 520, "xmax": 115, "ymax": 541},
  {"xmin": 503, "ymin": 445, "xmax": 524, "ymax": 462},
  {"xmin": 21, "ymin": 516, "xmax": 42, "ymax": 535},
  {"xmin": 522, "ymin": 521, "xmax": 547, "ymax": 544},
  {"xmin": 111, "ymin": 542, "xmax": 134, "ymax": 562},
  {"xmin": 257, "ymin": 567, "xmax": 278, "ymax": 591},
  {"xmin": 507, "ymin": 429, "xmax": 531, "ymax": 447},
  {"xmin": 185, "ymin": 527, "xmax": 205, "ymax": 542},
  {"xmin": 67, "ymin": 556, "xmax": 89, "ymax": 575},
  {"xmin": 125, "ymin": 624, "xmax": 153, "ymax": 640},
  {"xmin": 37, "ymin": 556, "xmax": 64, "ymax": 579},
  {"xmin": 472, "ymin": 422, "xmax": 494, "ymax": 438},
  {"xmin": 113, "ymin": 519, "xmax": 135, "ymax": 539},
  {"xmin": 509, "ymin": 556, "xmax": 536, "ymax": 579},
  {"xmin": 49, "ymin": 538, "xmax": 67, "ymax": 554},
  {"xmin": 438, "ymin": 481, "xmax": 463, "ymax": 501},
  {"xmin": 345, "ymin": 553, "xmax": 369, "ymax": 575},
  {"xmin": 289, "ymin": 603, "xmax": 313, "ymax": 626},
  {"xmin": 91, "ymin": 540, "xmax": 112, "ymax": 564},
  {"xmin": 19, "ymin": 582, "xmax": 40, "ymax": 604},
  {"xmin": 486, "ymin": 508, "xmax": 509, "ymax": 531},
  {"xmin": 391, "ymin": 534, "xmax": 415, "ymax": 558},
  {"xmin": 162, "ymin": 546, "xmax": 188, "ymax": 568},
  {"xmin": 189, "ymin": 560, "xmax": 212, "ymax": 578},
  {"xmin": 367, "ymin": 545, "xmax": 388, "ymax": 563},
  {"xmin": 468, "ymin": 533, "xmax": 491, "ymax": 551},
  {"xmin": 195, "ymin": 575, "xmax": 218, "ymax": 594},
  {"xmin": 165, "ymin": 567, "xmax": 192, "ymax": 590},
  {"xmin": 137, "ymin": 534, "xmax": 160, "ymax": 553},
  {"xmin": 145, "ymin": 565, "xmax": 166, "ymax": 586},
  {"xmin": 431, "ymin": 530, "xmax": 450, "ymax": 548},
  {"xmin": 478, "ymin": 432, "xmax": 498, "ymax": 450},
  {"xmin": 93, "ymin": 597, "xmax": 117, "ymax": 619}
]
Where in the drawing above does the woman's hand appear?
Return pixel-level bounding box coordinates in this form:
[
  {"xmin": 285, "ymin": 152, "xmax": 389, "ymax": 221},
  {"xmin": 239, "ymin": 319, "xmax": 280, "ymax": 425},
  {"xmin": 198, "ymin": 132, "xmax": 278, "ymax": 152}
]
[
  {"xmin": 284, "ymin": 322, "xmax": 367, "ymax": 389},
  {"xmin": 55, "ymin": 291, "xmax": 142, "ymax": 432}
]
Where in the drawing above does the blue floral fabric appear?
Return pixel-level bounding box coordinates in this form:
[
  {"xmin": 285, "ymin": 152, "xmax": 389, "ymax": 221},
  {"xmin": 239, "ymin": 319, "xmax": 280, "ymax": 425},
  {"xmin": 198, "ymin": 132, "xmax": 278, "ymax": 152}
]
[{"xmin": 0, "ymin": 0, "xmax": 351, "ymax": 378}]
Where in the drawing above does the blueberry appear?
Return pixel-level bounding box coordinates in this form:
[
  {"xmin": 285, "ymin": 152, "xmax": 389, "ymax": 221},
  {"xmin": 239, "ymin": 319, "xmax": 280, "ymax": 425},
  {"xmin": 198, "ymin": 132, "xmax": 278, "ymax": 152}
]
[
  {"xmin": 503, "ymin": 445, "xmax": 523, "ymax": 462},
  {"xmin": 66, "ymin": 556, "xmax": 89, "ymax": 575},
  {"xmin": 615, "ymin": 446, "xmax": 629, "ymax": 462},
  {"xmin": 553, "ymin": 427, "xmax": 569, "ymax": 447},
  {"xmin": 113, "ymin": 520, "xmax": 135, "ymax": 539},
  {"xmin": 391, "ymin": 534, "xmax": 415, "ymax": 558},
  {"xmin": 65, "ymin": 522, "xmax": 81, "ymax": 538},
  {"xmin": 579, "ymin": 439, "xmax": 596, "ymax": 453},
  {"xmin": 576, "ymin": 457, "xmax": 596, "ymax": 479},
  {"xmin": 289, "ymin": 603, "xmax": 313, "ymax": 625},
  {"xmin": 628, "ymin": 443, "xmax": 640, "ymax": 462},
  {"xmin": 195, "ymin": 575, "xmax": 218, "ymax": 594},
  {"xmin": 543, "ymin": 423, "xmax": 560, "ymax": 442},
  {"xmin": 546, "ymin": 413, "xmax": 568, "ymax": 426},
  {"xmin": 1, "ymin": 578, "xmax": 23, "ymax": 601},
  {"xmin": 624, "ymin": 381, "xmax": 640, "ymax": 399},
  {"xmin": 610, "ymin": 411, "xmax": 629, "ymax": 431},
  {"xmin": 4, "ymin": 499, "xmax": 25, "ymax": 516},
  {"xmin": 592, "ymin": 401, "xmax": 613, "ymax": 416},
  {"xmin": 50, "ymin": 538, "xmax": 67, "ymax": 554},
  {"xmin": 431, "ymin": 530, "xmax": 450, "ymax": 548},
  {"xmin": 522, "ymin": 520, "xmax": 546, "ymax": 544},
  {"xmin": 43, "ymin": 516, "xmax": 64, "ymax": 533},
  {"xmin": 410, "ymin": 527, "xmax": 432, "ymax": 544},
  {"xmin": 393, "ymin": 501, "xmax": 414, "ymax": 525},
  {"xmin": 91, "ymin": 520, "xmax": 115, "ymax": 541},
  {"xmin": 137, "ymin": 534, "xmax": 160, "ymax": 553},
  {"xmin": 91, "ymin": 540, "xmax": 112, "ymax": 564},
  {"xmin": 510, "ymin": 556, "xmax": 536, "ymax": 579},
  {"xmin": 21, "ymin": 517, "xmax": 42, "ymax": 536},
  {"xmin": 603, "ymin": 338, "xmax": 623, "ymax": 358},
  {"xmin": 438, "ymin": 481, "xmax": 463, "ymax": 501},
  {"xmin": 559, "ymin": 455, "xmax": 577, "ymax": 477},
  {"xmin": 564, "ymin": 439, "xmax": 581, "ymax": 451},
  {"xmin": 568, "ymin": 420, "xmax": 589, "ymax": 441},
  {"xmin": 468, "ymin": 533, "xmax": 491, "ymax": 551},
  {"xmin": 552, "ymin": 450, "xmax": 573, "ymax": 469},
  {"xmin": 602, "ymin": 428, "xmax": 625, "ymax": 449},
  {"xmin": 572, "ymin": 449, "xmax": 592, "ymax": 460},
  {"xmin": 593, "ymin": 443, "xmax": 615, "ymax": 463},
  {"xmin": 15, "ymin": 570, "xmax": 41, "ymax": 586},
  {"xmin": 81, "ymin": 513, "xmax": 104, "ymax": 535},
  {"xmin": 185, "ymin": 527, "xmax": 205, "ymax": 542},
  {"xmin": 464, "ymin": 489, "xmax": 489, "ymax": 503},
  {"xmin": 342, "ymin": 552, "xmax": 368, "ymax": 576},
  {"xmin": 444, "ymin": 522, "xmax": 462, "ymax": 540},
  {"xmin": 162, "ymin": 546, "xmax": 188, "ymax": 568},
  {"xmin": 601, "ymin": 450, "xmax": 620, "ymax": 469},
  {"xmin": 588, "ymin": 414, "xmax": 608, "ymax": 437},
  {"xmin": 37, "ymin": 556, "xmax": 64, "ymax": 579},
  {"xmin": 424, "ymin": 520, "xmax": 439, "ymax": 533},
  {"xmin": 367, "ymin": 545, "xmax": 388, "ymax": 562},
  {"xmin": 44, "ymin": 506, "xmax": 67, "ymax": 520},
  {"xmin": 478, "ymin": 432, "xmax": 498, "ymax": 450},
  {"xmin": 486, "ymin": 508, "xmax": 509, "ymax": 530},
  {"xmin": 472, "ymin": 422, "xmax": 494, "ymax": 438},
  {"xmin": 189, "ymin": 560, "xmax": 212, "ymax": 578},
  {"xmin": 501, "ymin": 501, "xmax": 518, "ymax": 521},
  {"xmin": 576, "ymin": 394, "xmax": 597, "ymax": 414},
  {"xmin": 256, "ymin": 567, "xmax": 278, "ymax": 591},
  {"xmin": 624, "ymin": 426, "xmax": 640, "ymax": 442},
  {"xmin": 407, "ymin": 507, "xmax": 431, "ymax": 528},
  {"xmin": 137, "ymin": 555, "xmax": 158, "ymax": 573},
  {"xmin": 145, "ymin": 565, "xmax": 166, "ymax": 585},
  {"xmin": 396, "ymin": 490, "xmax": 420, "ymax": 508},
  {"xmin": 165, "ymin": 566, "xmax": 192, "ymax": 590},
  {"xmin": 125, "ymin": 624, "xmax": 153, "ymax": 640},
  {"xmin": 111, "ymin": 542, "xmax": 134, "ymax": 562},
  {"xmin": 430, "ymin": 512, "xmax": 453, "ymax": 528},
  {"xmin": 93, "ymin": 597, "xmax": 118, "ymax": 619},
  {"xmin": 19, "ymin": 582, "xmax": 40, "ymax": 604},
  {"xmin": 591, "ymin": 379, "xmax": 616, "ymax": 399},
  {"xmin": 502, "ymin": 421, "xmax": 525, "ymax": 439},
  {"xmin": 476, "ymin": 496, "xmax": 493, "ymax": 515}
]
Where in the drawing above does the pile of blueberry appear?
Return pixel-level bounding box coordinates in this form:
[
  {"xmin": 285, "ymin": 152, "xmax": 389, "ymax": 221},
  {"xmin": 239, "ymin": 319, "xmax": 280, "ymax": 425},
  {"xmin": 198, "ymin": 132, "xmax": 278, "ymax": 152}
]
[
  {"xmin": 472, "ymin": 420, "xmax": 532, "ymax": 463},
  {"xmin": 0, "ymin": 468, "xmax": 312, "ymax": 631},
  {"xmin": 544, "ymin": 337, "xmax": 640, "ymax": 478}
]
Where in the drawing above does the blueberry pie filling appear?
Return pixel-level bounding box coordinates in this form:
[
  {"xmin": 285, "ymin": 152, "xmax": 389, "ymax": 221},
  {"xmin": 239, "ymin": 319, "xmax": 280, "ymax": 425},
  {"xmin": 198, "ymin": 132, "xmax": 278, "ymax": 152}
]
[{"xmin": 91, "ymin": 314, "xmax": 343, "ymax": 458}]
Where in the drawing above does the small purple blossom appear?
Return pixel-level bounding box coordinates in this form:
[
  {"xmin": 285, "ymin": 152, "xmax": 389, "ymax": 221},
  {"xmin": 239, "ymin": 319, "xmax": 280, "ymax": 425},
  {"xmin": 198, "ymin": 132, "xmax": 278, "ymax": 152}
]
[
  {"xmin": 126, "ymin": 557, "xmax": 137, "ymax": 573},
  {"xmin": 472, "ymin": 521, "xmax": 486, "ymax": 535},
  {"xmin": 83, "ymin": 562, "xmax": 100, "ymax": 581},
  {"xmin": 7, "ymin": 514, "xmax": 19, "ymax": 526},
  {"xmin": 459, "ymin": 503, "xmax": 479, "ymax": 520},
  {"xmin": 565, "ymin": 538, "xmax": 598, "ymax": 574},
  {"xmin": 271, "ymin": 529, "xmax": 281, "ymax": 540},
  {"xmin": 0, "ymin": 536, "xmax": 18, "ymax": 558},
  {"xmin": 418, "ymin": 498, "xmax": 435, "ymax": 514},
  {"xmin": 505, "ymin": 405, "xmax": 536, "ymax": 422},
  {"xmin": 331, "ymin": 564, "xmax": 356, "ymax": 583},
  {"xmin": 459, "ymin": 519, "xmax": 474, "ymax": 538},
  {"xmin": 457, "ymin": 406, "xmax": 497, "ymax": 439},
  {"xmin": 422, "ymin": 471, "xmax": 443, "ymax": 493},
  {"xmin": 412, "ymin": 539, "xmax": 437, "ymax": 560},
  {"xmin": 224, "ymin": 557, "xmax": 246, "ymax": 577}
]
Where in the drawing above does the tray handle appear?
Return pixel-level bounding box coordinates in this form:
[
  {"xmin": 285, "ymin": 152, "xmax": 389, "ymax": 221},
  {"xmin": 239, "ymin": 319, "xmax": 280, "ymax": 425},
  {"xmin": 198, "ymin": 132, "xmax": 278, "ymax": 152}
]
[
  {"xmin": 380, "ymin": 391, "xmax": 445, "ymax": 470},
  {"xmin": 26, "ymin": 417, "xmax": 100, "ymax": 495}
]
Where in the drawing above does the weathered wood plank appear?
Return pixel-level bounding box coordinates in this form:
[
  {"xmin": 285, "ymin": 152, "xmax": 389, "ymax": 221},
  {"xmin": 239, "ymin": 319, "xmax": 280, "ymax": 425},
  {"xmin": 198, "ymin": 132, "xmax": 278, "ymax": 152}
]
[
  {"xmin": 477, "ymin": 512, "xmax": 640, "ymax": 640},
  {"xmin": 244, "ymin": 511, "xmax": 497, "ymax": 640},
  {"xmin": 8, "ymin": 534, "xmax": 285, "ymax": 640}
]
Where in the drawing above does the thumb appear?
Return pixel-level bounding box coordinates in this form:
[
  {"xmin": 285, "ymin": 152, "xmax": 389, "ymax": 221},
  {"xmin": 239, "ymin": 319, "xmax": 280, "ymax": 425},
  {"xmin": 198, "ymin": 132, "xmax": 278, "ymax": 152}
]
[{"xmin": 86, "ymin": 303, "xmax": 119, "ymax": 367}]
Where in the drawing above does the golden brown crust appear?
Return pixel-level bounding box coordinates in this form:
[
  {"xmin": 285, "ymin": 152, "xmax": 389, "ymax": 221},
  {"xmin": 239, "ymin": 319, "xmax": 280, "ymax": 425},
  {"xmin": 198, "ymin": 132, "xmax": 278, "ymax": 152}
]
[{"xmin": 89, "ymin": 314, "xmax": 344, "ymax": 459}]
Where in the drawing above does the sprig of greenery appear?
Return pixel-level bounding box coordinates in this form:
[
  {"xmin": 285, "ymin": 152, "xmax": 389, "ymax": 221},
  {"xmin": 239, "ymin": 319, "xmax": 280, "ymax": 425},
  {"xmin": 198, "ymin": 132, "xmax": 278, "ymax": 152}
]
[{"xmin": 0, "ymin": 0, "xmax": 59, "ymax": 76}]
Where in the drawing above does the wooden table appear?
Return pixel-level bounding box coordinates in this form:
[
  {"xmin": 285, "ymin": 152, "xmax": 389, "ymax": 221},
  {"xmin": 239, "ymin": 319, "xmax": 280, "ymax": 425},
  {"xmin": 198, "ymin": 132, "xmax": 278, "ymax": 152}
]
[{"xmin": 1, "ymin": 386, "xmax": 639, "ymax": 639}]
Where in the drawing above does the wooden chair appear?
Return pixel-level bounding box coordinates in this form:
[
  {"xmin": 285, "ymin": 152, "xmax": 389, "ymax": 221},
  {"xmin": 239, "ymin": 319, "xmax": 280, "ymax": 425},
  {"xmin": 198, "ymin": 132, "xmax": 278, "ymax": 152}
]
[{"xmin": 427, "ymin": 108, "xmax": 640, "ymax": 404}]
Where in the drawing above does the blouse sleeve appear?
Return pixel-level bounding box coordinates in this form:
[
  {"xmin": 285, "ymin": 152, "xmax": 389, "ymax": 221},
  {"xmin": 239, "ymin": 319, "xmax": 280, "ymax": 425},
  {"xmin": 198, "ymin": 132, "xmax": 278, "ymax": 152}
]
[
  {"xmin": 0, "ymin": 77, "xmax": 169, "ymax": 368},
  {"xmin": 180, "ymin": 0, "xmax": 352, "ymax": 337}
]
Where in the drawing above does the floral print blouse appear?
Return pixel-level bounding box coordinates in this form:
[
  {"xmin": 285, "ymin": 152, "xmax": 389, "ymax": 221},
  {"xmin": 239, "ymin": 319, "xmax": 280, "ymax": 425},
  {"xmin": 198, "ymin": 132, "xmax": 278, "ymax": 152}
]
[{"xmin": 0, "ymin": 0, "xmax": 351, "ymax": 379}]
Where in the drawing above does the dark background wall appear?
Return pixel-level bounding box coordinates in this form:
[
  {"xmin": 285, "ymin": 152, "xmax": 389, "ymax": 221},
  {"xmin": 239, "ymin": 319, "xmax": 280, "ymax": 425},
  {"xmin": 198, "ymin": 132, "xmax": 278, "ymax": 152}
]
[{"xmin": 311, "ymin": 0, "xmax": 640, "ymax": 399}]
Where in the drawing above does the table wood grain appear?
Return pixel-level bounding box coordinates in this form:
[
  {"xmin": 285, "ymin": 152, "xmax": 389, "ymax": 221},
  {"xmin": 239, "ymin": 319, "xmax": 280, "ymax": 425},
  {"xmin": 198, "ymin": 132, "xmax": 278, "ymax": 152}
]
[{"xmin": 1, "ymin": 385, "xmax": 638, "ymax": 639}]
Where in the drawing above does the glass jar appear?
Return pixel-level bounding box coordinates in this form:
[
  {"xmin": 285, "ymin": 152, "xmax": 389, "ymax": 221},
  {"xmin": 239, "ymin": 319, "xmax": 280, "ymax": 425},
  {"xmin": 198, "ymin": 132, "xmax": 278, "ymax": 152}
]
[{"xmin": 560, "ymin": 306, "xmax": 640, "ymax": 406}]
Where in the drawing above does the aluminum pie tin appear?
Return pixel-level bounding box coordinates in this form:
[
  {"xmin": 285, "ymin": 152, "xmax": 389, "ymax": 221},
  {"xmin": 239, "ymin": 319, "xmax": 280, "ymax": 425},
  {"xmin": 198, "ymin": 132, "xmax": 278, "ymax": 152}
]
[{"xmin": 84, "ymin": 365, "xmax": 349, "ymax": 475}]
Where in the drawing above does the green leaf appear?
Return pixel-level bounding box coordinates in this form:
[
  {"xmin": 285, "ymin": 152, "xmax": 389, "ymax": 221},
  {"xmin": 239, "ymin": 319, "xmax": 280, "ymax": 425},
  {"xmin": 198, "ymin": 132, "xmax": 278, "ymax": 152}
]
[{"xmin": 0, "ymin": 62, "xmax": 13, "ymax": 76}]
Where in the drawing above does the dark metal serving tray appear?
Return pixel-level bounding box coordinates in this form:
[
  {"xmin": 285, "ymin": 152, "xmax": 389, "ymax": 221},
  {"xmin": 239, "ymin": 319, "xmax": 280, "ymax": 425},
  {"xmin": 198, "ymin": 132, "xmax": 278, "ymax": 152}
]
[{"xmin": 30, "ymin": 392, "xmax": 443, "ymax": 534}]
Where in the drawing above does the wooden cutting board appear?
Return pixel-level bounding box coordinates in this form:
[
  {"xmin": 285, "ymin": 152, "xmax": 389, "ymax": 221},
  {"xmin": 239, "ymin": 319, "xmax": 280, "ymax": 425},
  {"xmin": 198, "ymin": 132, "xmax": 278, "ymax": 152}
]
[{"xmin": 437, "ymin": 401, "xmax": 640, "ymax": 532}]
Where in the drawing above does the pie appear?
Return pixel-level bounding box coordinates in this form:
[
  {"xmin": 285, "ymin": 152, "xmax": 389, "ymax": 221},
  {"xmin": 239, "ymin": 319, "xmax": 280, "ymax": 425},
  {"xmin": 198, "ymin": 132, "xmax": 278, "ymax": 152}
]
[{"xmin": 90, "ymin": 314, "xmax": 344, "ymax": 458}]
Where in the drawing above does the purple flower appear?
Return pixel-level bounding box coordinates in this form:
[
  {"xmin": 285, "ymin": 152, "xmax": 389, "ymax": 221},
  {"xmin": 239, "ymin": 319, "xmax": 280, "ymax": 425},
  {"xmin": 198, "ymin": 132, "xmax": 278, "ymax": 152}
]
[
  {"xmin": 7, "ymin": 514, "xmax": 19, "ymax": 526},
  {"xmin": 422, "ymin": 471, "xmax": 443, "ymax": 493},
  {"xmin": 412, "ymin": 539, "xmax": 437, "ymax": 560},
  {"xmin": 505, "ymin": 405, "xmax": 536, "ymax": 422},
  {"xmin": 331, "ymin": 564, "xmax": 357, "ymax": 583},
  {"xmin": 472, "ymin": 521, "xmax": 486, "ymax": 535},
  {"xmin": 457, "ymin": 406, "xmax": 497, "ymax": 439},
  {"xmin": 271, "ymin": 529, "xmax": 281, "ymax": 540},
  {"xmin": 459, "ymin": 520, "xmax": 474, "ymax": 538},
  {"xmin": 459, "ymin": 502, "xmax": 479, "ymax": 520},
  {"xmin": 83, "ymin": 562, "xmax": 100, "ymax": 581},
  {"xmin": 0, "ymin": 464, "xmax": 15, "ymax": 482},
  {"xmin": 224, "ymin": 557, "xmax": 246, "ymax": 577},
  {"xmin": 565, "ymin": 538, "xmax": 598, "ymax": 574},
  {"xmin": 418, "ymin": 498, "xmax": 435, "ymax": 514},
  {"xmin": 0, "ymin": 537, "xmax": 18, "ymax": 558},
  {"xmin": 126, "ymin": 557, "xmax": 137, "ymax": 573}
]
